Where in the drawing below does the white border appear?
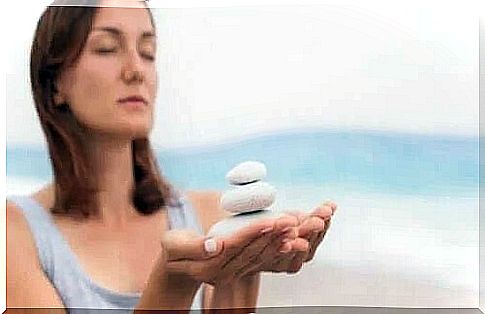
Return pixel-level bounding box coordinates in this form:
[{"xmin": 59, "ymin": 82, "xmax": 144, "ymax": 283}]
[
  {"xmin": 1, "ymin": 2, "xmax": 8, "ymax": 312},
  {"xmin": 1, "ymin": 1, "xmax": 483, "ymax": 313}
]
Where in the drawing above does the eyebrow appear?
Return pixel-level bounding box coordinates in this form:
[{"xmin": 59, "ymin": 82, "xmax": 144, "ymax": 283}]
[{"xmin": 92, "ymin": 26, "xmax": 155, "ymax": 39}]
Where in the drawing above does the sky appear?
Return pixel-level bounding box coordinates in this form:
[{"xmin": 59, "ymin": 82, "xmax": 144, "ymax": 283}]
[{"xmin": 5, "ymin": 0, "xmax": 479, "ymax": 149}]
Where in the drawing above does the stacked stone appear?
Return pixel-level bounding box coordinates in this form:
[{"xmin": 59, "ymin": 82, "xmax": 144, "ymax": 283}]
[
  {"xmin": 221, "ymin": 161, "xmax": 276, "ymax": 214},
  {"xmin": 207, "ymin": 161, "xmax": 279, "ymax": 237}
]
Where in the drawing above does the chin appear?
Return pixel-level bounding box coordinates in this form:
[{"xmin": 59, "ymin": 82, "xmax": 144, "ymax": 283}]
[
  {"xmin": 128, "ymin": 126, "xmax": 152, "ymax": 139},
  {"xmin": 109, "ymin": 122, "xmax": 152, "ymax": 140}
]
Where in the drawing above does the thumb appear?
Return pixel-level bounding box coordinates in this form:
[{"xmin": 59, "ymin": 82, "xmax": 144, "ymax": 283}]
[{"xmin": 161, "ymin": 229, "xmax": 224, "ymax": 261}]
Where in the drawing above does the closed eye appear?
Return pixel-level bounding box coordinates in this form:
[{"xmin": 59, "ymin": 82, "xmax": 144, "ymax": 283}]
[
  {"xmin": 96, "ymin": 48, "xmax": 117, "ymax": 54},
  {"xmin": 141, "ymin": 53, "xmax": 155, "ymax": 61}
]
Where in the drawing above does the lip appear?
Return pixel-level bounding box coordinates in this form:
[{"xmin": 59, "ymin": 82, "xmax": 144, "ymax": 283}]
[{"xmin": 117, "ymin": 95, "xmax": 148, "ymax": 106}]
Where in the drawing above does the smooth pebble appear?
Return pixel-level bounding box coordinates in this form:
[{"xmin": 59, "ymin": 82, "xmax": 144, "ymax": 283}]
[
  {"xmin": 221, "ymin": 181, "xmax": 276, "ymax": 213},
  {"xmin": 225, "ymin": 161, "xmax": 267, "ymax": 185}
]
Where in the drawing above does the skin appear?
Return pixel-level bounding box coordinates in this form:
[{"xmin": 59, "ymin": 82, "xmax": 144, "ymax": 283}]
[
  {"xmin": 263, "ymin": 202, "xmax": 337, "ymax": 274},
  {"xmin": 55, "ymin": 1, "xmax": 157, "ymax": 139},
  {"xmin": 7, "ymin": 0, "xmax": 339, "ymax": 311}
]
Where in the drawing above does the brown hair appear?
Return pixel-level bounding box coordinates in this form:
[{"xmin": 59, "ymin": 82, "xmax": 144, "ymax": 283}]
[{"xmin": 30, "ymin": 0, "xmax": 174, "ymax": 219}]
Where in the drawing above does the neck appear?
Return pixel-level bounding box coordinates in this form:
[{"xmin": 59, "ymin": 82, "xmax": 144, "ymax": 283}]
[{"xmin": 86, "ymin": 135, "xmax": 138, "ymax": 228}]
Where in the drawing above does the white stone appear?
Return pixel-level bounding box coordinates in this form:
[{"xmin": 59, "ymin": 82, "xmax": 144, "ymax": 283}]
[
  {"xmin": 225, "ymin": 161, "xmax": 267, "ymax": 185},
  {"xmin": 207, "ymin": 209, "xmax": 286, "ymax": 237},
  {"xmin": 220, "ymin": 181, "xmax": 276, "ymax": 214}
]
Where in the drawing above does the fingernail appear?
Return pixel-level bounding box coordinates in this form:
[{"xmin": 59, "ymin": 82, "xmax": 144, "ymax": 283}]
[
  {"xmin": 281, "ymin": 238, "xmax": 292, "ymax": 243},
  {"xmin": 281, "ymin": 226, "xmax": 292, "ymax": 234},
  {"xmin": 279, "ymin": 246, "xmax": 292, "ymax": 253},
  {"xmin": 204, "ymin": 238, "xmax": 218, "ymax": 254},
  {"xmin": 260, "ymin": 226, "xmax": 274, "ymax": 235}
]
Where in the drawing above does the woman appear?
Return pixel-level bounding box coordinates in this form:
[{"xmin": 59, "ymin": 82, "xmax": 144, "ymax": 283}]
[{"xmin": 6, "ymin": 0, "xmax": 338, "ymax": 312}]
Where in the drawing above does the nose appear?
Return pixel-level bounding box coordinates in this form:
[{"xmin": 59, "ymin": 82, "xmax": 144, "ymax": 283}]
[{"xmin": 121, "ymin": 49, "xmax": 144, "ymax": 84}]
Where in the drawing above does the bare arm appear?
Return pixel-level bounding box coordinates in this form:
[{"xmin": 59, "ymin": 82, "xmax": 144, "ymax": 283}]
[
  {"xmin": 134, "ymin": 256, "xmax": 201, "ymax": 312},
  {"xmin": 188, "ymin": 191, "xmax": 262, "ymax": 312},
  {"xmin": 6, "ymin": 202, "xmax": 67, "ymax": 314},
  {"xmin": 207, "ymin": 275, "xmax": 260, "ymax": 312}
]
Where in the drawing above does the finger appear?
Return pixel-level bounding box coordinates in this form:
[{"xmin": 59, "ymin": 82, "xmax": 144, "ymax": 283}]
[
  {"xmin": 244, "ymin": 251, "xmax": 295, "ymax": 276},
  {"xmin": 255, "ymin": 229, "xmax": 300, "ymax": 273},
  {"xmin": 212, "ymin": 220, "xmax": 277, "ymax": 270},
  {"xmin": 218, "ymin": 231, "xmax": 278, "ymax": 284},
  {"xmin": 161, "ymin": 229, "xmax": 223, "ymax": 261},
  {"xmin": 304, "ymin": 233, "xmax": 324, "ymax": 262},
  {"xmin": 286, "ymin": 238, "xmax": 313, "ymax": 274},
  {"xmin": 323, "ymin": 217, "xmax": 332, "ymax": 233},
  {"xmin": 304, "ymin": 231, "xmax": 320, "ymax": 262},
  {"xmin": 222, "ymin": 225, "xmax": 297, "ymax": 281},
  {"xmin": 220, "ymin": 215, "xmax": 298, "ymax": 262},
  {"xmin": 283, "ymin": 211, "xmax": 306, "ymax": 224},
  {"xmin": 211, "ymin": 216, "xmax": 300, "ymax": 283},
  {"xmin": 305, "ymin": 220, "xmax": 332, "ymax": 262},
  {"xmin": 265, "ymin": 250, "xmax": 306, "ymax": 275},
  {"xmin": 323, "ymin": 201, "xmax": 338, "ymax": 215},
  {"xmin": 273, "ymin": 214, "xmax": 300, "ymax": 234},
  {"xmin": 234, "ymin": 230, "xmax": 298, "ymax": 278},
  {"xmin": 280, "ymin": 237, "xmax": 309, "ymax": 253},
  {"xmin": 287, "ymin": 253, "xmax": 306, "ymax": 274},
  {"xmin": 312, "ymin": 204, "xmax": 334, "ymax": 221},
  {"xmin": 263, "ymin": 237, "xmax": 312, "ymax": 275},
  {"xmin": 297, "ymin": 216, "xmax": 326, "ymax": 239},
  {"xmin": 220, "ymin": 219, "xmax": 276, "ymax": 253},
  {"xmin": 233, "ymin": 238, "xmax": 276, "ymax": 278}
]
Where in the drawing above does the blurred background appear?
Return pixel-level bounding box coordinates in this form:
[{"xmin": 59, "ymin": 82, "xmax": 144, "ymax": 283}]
[{"xmin": 6, "ymin": 0, "xmax": 478, "ymax": 308}]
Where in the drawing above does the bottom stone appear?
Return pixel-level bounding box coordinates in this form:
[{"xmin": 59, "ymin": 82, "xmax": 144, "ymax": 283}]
[{"xmin": 207, "ymin": 209, "xmax": 287, "ymax": 238}]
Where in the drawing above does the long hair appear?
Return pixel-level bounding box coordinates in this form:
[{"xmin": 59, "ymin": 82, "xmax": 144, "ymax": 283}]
[{"xmin": 30, "ymin": 0, "xmax": 174, "ymax": 219}]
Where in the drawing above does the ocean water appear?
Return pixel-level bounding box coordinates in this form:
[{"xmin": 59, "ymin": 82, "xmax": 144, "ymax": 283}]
[
  {"xmin": 7, "ymin": 129, "xmax": 479, "ymax": 195},
  {"xmin": 6, "ymin": 129, "xmax": 479, "ymax": 307}
]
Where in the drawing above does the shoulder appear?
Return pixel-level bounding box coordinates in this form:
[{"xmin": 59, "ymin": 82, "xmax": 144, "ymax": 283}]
[
  {"xmin": 6, "ymin": 183, "xmax": 55, "ymax": 275},
  {"xmin": 185, "ymin": 190, "xmax": 222, "ymax": 207},
  {"xmin": 30, "ymin": 183, "xmax": 56, "ymax": 211},
  {"xmin": 6, "ymin": 200, "xmax": 66, "ymax": 308},
  {"xmin": 6, "ymin": 200, "xmax": 43, "ymax": 270},
  {"xmin": 184, "ymin": 190, "xmax": 231, "ymax": 234},
  {"xmin": 7, "ymin": 200, "xmax": 32, "ymax": 242}
]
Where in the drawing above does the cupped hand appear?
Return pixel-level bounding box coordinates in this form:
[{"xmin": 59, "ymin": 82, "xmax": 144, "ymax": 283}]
[
  {"xmin": 160, "ymin": 214, "xmax": 302, "ymax": 286},
  {"xmin": 260, "ymin": 201, "xmax": 338, "ymax": 274}
]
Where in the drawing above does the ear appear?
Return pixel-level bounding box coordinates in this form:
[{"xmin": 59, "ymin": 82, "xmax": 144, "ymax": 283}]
[
  {"xmin": 53, "ymin": 92, "xmax": 66, "ymax": 107},
  {"xmin": 52, "ymin": 79, "xmax": 67, "ymax": 107}
]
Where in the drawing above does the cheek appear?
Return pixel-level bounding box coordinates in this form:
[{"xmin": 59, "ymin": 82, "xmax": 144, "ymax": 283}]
[
  {"xmin": 147, "ymin": 69, "xmax": 158, "ymax": 101},
  {"xmin": 75, "ymin": 67, "xmax": 115, "ymax": 106},
  {"xmin": 68, "ymin": 64, "xmax": 118, "ymax": 126}
]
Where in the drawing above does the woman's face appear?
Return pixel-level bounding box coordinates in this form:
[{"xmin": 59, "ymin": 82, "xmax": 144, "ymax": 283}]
[{"xmin": 56, "ymin": 0, "xmax": 157, "ymax": 140}]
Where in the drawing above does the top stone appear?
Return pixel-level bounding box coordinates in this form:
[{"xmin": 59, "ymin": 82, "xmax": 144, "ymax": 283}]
[{"xmin": 226, "ymin": 161, "xmax": 267, "ymax": 185}]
